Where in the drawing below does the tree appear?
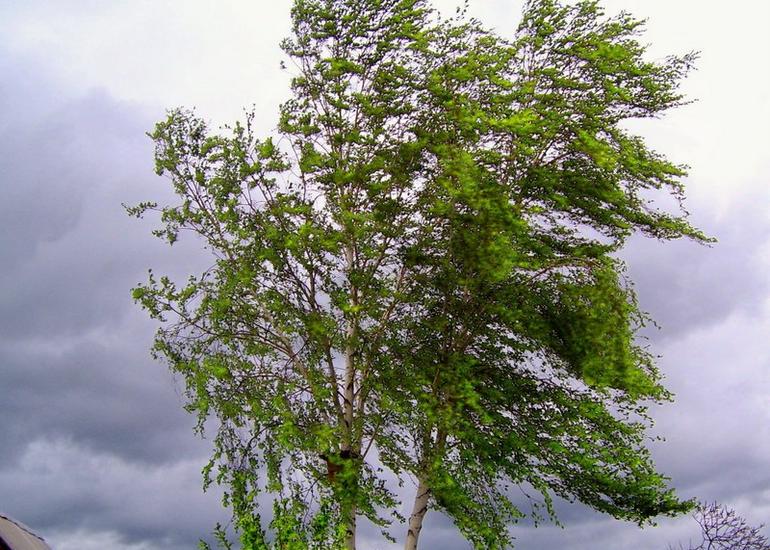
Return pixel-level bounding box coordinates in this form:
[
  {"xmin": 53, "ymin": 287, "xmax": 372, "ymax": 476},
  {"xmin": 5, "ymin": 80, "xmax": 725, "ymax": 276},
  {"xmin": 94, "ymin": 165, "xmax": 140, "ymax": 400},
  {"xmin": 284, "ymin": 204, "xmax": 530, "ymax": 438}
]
[
  {"xmin": 128, "ymin": 0, "xmax": 708, "ymax": 548},
  {"xmin": 669, "ymin": 502, "xmax": 770, "ymax": 550}
]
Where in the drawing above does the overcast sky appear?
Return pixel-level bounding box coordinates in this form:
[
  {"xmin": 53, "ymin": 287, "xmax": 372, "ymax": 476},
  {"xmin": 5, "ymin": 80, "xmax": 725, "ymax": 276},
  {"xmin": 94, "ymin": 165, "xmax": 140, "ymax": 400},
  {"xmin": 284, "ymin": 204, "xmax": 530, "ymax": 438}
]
[{"xmin": 0, "ymin": 1, "xmax": 768, "ymax": 549}]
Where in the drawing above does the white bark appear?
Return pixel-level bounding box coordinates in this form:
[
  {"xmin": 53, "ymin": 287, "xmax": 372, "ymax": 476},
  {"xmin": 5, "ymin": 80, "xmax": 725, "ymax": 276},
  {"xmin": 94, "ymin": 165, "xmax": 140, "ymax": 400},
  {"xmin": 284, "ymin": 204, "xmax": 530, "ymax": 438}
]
[
  {"xmin": 404, "ymin": 478, "xmax": 431, "ymax": 550},
  {"xmin": 345, "ymin": 511, "xmax": 357, "ymax": 550},
  {"xmin": 343, "ymin": 243, "xmax": 357, "ymax": 449},
  {"xmin": 343, "ymin": 243, "xmax": 358, "ymax": 550}
]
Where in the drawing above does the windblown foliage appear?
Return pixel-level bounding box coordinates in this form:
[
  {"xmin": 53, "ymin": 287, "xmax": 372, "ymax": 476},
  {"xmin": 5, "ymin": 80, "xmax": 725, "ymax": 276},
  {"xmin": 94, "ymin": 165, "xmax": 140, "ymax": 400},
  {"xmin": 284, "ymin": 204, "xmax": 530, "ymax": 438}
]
[{"xmin": 129, "ymin": 0, "xmax": 707, "ymax": 548}]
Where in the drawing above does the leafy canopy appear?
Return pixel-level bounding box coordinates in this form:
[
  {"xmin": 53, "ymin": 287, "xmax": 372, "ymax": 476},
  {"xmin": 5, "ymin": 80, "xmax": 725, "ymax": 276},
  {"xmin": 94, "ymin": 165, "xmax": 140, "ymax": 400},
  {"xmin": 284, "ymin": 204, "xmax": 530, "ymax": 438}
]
[{"xmin": 128, "ymin": 0, "xmax": 707, "ymax": 548}]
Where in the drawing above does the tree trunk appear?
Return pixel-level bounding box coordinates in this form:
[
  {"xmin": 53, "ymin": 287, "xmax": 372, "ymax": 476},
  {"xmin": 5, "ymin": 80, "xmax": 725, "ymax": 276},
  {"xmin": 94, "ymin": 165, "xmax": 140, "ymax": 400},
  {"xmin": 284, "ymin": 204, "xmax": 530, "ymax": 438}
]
[
  {"xmin": 343, "ymin": 243, "xmax": 358, "ymax": 550},
  {"xmin": 404, "ymin": 477, "xmax": 430, "ymax": 550},
  {"xmin": 345, "ymin": 504, "xmax": 357, "ymax": 550},
  {"xmin": 405, "ymin": 428, "xmax": 446, "ymax": 550}
]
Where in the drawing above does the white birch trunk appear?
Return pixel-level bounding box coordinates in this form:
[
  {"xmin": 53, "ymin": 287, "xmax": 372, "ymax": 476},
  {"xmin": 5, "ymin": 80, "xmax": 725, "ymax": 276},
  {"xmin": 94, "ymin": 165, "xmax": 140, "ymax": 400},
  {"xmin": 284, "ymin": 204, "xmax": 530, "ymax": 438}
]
[
  {"xmin": 345, "ymin": 510, "xmax": 357, "ymax": 550},
  {"xmin": 404, "ymin": 477, "xmax": 430, "ymax": 550},
  {"xmin": 343, "ymin": 243, "xmax": 358, "ymax": 550}
]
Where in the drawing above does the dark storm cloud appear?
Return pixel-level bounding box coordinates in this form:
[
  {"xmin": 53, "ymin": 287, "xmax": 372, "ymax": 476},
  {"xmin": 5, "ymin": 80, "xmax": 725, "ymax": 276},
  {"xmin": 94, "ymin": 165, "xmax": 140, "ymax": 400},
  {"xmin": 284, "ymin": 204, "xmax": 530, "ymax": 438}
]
[
  {"xmin": 0, "ymin": 46, "xmax": 226, "ymax": 548},
  {"xmin": 0, "ymin": 78, "xmax": 204, "ymax": 340},
  {"xmin": 614, "ymin": 190, "xmax": 770, "ymax": 545},
  {"xmin": 0, "ymin": 46, "xmax": 204, "ymax": 458},
  {"xmin": 0, "ymin": 439, "xmax": 227, "ymax": 550},
  {"xmin": 0, "ymin": 325, "xmax": 207, "ymax": 465},
  {"xmin": 649, "ymin": 316, "xmax": 770, "ymax": 494},
  {"xmin": 0, "ymin": 78, "xmax": 124, "ymax": 321},
  {"xmin": 622, "ymin": 189, "xmax": 770, "ymax": 340}
]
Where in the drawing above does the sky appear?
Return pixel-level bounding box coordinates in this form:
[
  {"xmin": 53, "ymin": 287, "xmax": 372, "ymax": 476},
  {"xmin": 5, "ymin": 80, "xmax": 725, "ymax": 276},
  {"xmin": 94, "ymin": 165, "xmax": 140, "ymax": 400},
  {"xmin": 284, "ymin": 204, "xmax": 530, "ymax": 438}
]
[{"xmin": 0, "ymin": 0, "xmax": 768, "ymax": 549}]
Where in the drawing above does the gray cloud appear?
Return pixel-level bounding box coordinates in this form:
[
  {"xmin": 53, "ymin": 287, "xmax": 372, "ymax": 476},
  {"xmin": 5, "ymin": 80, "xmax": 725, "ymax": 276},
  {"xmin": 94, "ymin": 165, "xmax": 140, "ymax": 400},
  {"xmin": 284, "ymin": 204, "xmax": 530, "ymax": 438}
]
[
  {"xmin": 649, "ymin": 312, "xmax": 770, "ymax": 495},
  {"xmin": 0, "ymin": 325, "xmax": 206, "ymax": 465},
  {"xmin": 0, "ymin": 438, "xmax": 227, "ymax": 550},
  {"xmin": 622, "ymin": 189, "xmax": 770, "ymax": 341},
  {"xmin": 0, "ymin": 45, "xmax": 227, "ymax": 548}
]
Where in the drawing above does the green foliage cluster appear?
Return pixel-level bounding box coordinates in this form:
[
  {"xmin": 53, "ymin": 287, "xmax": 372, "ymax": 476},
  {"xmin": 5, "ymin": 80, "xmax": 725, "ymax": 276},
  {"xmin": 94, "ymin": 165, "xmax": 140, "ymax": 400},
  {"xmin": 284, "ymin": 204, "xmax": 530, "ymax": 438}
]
[{"xmin": 129, "ymin": 0, "xmax": 708, "ymax": 548}]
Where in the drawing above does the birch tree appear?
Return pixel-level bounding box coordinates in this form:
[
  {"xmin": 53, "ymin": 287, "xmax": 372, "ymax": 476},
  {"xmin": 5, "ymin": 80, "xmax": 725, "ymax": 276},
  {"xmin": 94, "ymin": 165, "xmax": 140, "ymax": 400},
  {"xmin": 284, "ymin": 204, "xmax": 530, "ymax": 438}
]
[{"xmin": 129, "ymin": 0, "xmax": 708, "ymax": 548}]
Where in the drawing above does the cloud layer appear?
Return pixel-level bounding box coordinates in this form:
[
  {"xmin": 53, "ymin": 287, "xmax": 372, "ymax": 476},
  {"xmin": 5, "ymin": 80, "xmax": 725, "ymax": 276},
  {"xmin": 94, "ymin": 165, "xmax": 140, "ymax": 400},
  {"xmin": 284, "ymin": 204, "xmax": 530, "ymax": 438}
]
[{"xmin": 0, "ymin": 45, "xmax": 230, "ymax": 547}]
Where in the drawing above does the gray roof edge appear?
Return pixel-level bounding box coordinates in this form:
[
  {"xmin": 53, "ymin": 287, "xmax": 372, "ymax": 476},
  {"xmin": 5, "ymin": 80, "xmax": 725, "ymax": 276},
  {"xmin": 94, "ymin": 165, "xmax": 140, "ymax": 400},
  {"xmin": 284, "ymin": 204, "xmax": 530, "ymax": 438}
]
[{"xmin": 0, "ymin": 514, "xmax": 48, "ymax": 543}]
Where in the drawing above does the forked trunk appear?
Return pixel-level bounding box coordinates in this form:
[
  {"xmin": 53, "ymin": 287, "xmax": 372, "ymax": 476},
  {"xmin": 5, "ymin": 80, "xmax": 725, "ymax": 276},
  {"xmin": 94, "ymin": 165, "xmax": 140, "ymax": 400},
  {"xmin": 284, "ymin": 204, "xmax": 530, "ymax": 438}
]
[{"xmin": 404, "ymin": 477, "xmax": 430, "ymax": 550}]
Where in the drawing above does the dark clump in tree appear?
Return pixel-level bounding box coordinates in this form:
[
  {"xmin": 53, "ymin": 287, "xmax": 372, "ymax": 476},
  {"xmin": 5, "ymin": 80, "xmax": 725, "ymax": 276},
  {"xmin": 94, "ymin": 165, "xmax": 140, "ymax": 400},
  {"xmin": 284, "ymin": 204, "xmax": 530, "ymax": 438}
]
[{"xmin": 128, "ymin": 0, "xmax": 709, "ymax": 548}]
